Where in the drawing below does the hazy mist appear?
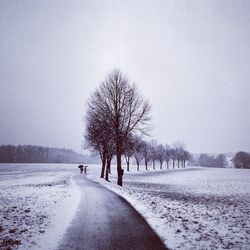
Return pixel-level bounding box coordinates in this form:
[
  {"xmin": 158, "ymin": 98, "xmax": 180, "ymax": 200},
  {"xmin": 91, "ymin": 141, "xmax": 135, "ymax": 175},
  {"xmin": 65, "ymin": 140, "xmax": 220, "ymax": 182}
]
[{"xmin": 1, "ymin": 0, "xmax": 249, "ymax": 153}]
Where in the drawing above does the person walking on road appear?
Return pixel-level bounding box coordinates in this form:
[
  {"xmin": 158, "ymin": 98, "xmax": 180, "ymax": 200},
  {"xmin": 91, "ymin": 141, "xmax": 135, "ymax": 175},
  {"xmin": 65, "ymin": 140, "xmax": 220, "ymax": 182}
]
[
  {"xmin": 84, "ymin": 165, "xmax": 88, "ymax": 174},
  {"xmin": 78, "ymin": 164, "xmax": 84, "ymax": 174},
  {"xmin": 78, "ymin": 165, "xmax": 88, "ymax": 174}
]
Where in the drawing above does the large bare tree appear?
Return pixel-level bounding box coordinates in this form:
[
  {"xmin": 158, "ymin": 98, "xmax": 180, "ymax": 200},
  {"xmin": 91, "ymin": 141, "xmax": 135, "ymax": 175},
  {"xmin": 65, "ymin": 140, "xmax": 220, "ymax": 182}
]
[
  {"xmin": 85, "ymin": 69, "xmax": 151, "ymax": 186},
  {"xmin": 84, "ymin": 106, "xmax": 115, "ymax": 180}
]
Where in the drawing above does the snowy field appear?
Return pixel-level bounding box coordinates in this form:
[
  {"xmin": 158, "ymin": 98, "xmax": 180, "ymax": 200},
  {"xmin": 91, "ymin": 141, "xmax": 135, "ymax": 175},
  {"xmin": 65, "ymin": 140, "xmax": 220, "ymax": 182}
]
[
  {"xmin": 88, "ymin": 165, "xmax": 250, "ymax": 250},
  {"xmin": 0, "ymin": 163, "xmax": 82, "ymax": 250},
  {"xmin": 1, "ymin": 164, "xmax": 249, "ymax": 250}
]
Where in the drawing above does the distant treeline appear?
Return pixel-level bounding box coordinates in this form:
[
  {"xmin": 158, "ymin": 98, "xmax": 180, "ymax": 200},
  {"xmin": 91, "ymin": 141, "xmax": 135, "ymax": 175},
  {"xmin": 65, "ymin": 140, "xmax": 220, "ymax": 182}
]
[
  {"xmin": 198, "ymin": 153, "xmax": 227, "ymax": 168},
  {"xmin": 0, "ymin": 145, "xmax": 85, "ymax": 163},
  {"xmin": 190, "ymin": 151, "xmax": 250, "ymax": 169},
  {"xmin": 233, "ymin": 151, "xmax": 250, "ymax": 169}
]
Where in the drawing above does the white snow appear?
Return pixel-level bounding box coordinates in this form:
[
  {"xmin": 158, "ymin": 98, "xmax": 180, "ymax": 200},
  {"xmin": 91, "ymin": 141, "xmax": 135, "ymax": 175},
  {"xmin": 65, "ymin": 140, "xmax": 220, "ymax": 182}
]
[
  {"xmin": 0, "ymin": 163, "xmax": 81, "ymax": 250},
  {"xmin": 1, "ymin": 163, "xmax": 249, "ymax": 250},
  {"xmin": 31, "ymin": 176, "xmax": 81, "ymax": 250},
  {"xmin": 87, "ymin": 165, "xmax": 250, "ymax": 250}
]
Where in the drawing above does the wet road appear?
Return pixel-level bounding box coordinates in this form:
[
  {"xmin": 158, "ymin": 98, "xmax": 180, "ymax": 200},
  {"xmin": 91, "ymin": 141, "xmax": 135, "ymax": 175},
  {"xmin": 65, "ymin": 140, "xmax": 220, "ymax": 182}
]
[{"xmin": 57, "ymin": 175, "xmax": 167, "ymax": 250}]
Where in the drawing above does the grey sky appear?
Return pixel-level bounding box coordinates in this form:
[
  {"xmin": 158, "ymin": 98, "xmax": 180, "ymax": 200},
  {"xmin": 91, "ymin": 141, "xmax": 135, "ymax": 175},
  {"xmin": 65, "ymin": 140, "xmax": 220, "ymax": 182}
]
[{"xmin": 0, "ymin": 0, "xmax": 249, "ymax": 154}]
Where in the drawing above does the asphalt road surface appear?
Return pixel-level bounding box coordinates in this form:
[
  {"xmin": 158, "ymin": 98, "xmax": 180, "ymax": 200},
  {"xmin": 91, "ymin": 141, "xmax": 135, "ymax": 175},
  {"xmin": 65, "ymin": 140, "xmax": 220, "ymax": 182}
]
[{"xmin": 57, "ymin": 175, "xmax": 167, "ymax": 250}]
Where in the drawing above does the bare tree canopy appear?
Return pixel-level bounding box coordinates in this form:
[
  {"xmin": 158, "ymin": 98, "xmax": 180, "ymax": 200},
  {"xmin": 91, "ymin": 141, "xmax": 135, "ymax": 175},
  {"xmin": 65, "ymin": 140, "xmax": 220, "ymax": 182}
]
[
  {"xmin": 84, "ymin": 70, "xmax": 194, "ymax": 182},
  {"xmin": 84, "ymin": 103, "xmax": 115, "ymax": 180},
  {"xmin": 85, "ymin": 69, "xmax": 151, "ymax": 186},
  {"xmin": 132, "ymin": 135, "xmax": 144, "ymax": 172}
]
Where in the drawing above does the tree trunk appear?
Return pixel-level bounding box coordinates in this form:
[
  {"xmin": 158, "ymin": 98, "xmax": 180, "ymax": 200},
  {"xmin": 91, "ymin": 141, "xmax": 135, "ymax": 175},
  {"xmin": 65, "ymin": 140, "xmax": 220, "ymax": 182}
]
[
  {"xmin": 160, "ymin": 161, "xmax": 163, "ymax": 169},
  {"xmin": 116, "ymin": 151, "xmax": 123, "ymax": 186},
  {"xmin": 172, "ymin": 160, "xmax": 175, "ymax": 169},
  {"xmin": 105, "ymin": 159, "xmax": 111, "ymax": 181},
  {"xmin": 153, "ymin": 160, "xmax": 155, "ymax": 170},
  {"xmin": 167, "ymin": 161, "xmax": 169, "ymax": 169},
  {"xmin": 184, "ymin": 160, "xmax": 186, "ymax": 168},
  {"xmin": 145, "ymin": 160, "xmax": 148, "ymax": 170},
  {"xmin": 100, "ymin": 159, "xmax": 106, "ymax": 178},
  {"xmin": 126, "ymin": 157, "xmax": 130, "ymax": 171},
  {"xmin": 178, "ymin": 160, "xmax": 180, "ymax": 168},
  {"xmin": 137, "ymin": 162, "xmax": 140, "ymax": 171},
  {"xmin": 109, "ymin": 162, "xmax": 112, "ymax": 174}
]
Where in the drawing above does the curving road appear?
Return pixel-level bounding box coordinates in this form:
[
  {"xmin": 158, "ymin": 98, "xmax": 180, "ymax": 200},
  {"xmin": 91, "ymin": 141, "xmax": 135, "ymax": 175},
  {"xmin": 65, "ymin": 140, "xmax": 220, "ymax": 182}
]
[{"xmin": 57, "ymin": 175, "xmax": 167, "ymax": 250}]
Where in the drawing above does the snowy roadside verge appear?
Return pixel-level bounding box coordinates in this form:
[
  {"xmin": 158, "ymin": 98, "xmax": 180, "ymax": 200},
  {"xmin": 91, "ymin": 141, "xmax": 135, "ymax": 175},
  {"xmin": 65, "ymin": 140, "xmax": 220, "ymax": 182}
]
[
  {"xmin": 32, "ymin": 174, "xmax": 81, "ymax": 250},
  {"xmin": 87, "ymin": 167, "xmax": 250, "ymax": 250},
  {"xmin": 86, "ymin": 172, "xmax": 169, "ymax": 248},
  {"xmin": 0, "ymin": 172, "xmax": 81, "ymax": 250}
]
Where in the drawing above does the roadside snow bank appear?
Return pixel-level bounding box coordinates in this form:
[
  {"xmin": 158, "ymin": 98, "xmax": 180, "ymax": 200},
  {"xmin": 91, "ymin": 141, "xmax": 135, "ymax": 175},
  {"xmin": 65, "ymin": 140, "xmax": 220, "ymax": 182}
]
[
  {"xmin": 87, "ymin": 166, "xmax": 250, "ymax": 250},
  {"xmin": 87, "ymin": 171, "xmax": 168, "ymax": 246},
  {"xmin": 0, "ymin": 171, "xmax": 81, "ymax": 250},
  {"xmin": 32, "ymin": 175, "xmax": 81, "ymax": 250}
]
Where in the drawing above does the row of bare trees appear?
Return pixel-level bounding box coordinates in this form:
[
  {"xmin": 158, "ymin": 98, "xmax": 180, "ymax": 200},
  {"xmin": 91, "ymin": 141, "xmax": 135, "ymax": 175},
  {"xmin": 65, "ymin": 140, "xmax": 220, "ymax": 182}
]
[
  {"xmin": 84, "ymin": 69, "xmax": 190, "ymax": 186},
  {"xmin": 124, "ymin": 139, "xmax": 190, "ymax": 172}
]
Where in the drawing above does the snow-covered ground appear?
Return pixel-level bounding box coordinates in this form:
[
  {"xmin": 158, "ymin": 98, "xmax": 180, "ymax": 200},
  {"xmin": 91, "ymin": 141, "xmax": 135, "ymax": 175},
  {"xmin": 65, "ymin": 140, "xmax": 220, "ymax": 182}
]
[
  {"xmin": 1, "ymin": 163, "xmax": 249, "ymax": 250},
  {"xmin": 88, "ymin": 165, "xmax": 250, "ymax": 250},
  {"xmin": 0, "ymin": 163, "xmax": 81, "ymax": 250}
]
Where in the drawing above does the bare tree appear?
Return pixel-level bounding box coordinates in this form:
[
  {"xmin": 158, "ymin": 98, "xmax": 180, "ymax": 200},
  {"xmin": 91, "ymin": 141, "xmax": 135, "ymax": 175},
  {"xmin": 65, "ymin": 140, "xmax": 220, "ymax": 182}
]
[
  {"xmin": 133, "ymin": 136, "xmax": 144, "ymax": 171},
  {"xmin": 123, "ymin": 133, "xmax": 135, "ymax": 172},
  {"xmin": 84, "ymin": 107, "xmax": 115, "ymax": 180},
  {"xmin": 156, "ymin": 144, "xmax": 165, "ymax": 169},
  {"xmin": 180, "ymin": 149, "xmax": 191, "ymax": 168},
  {"xmin": 198, "ymin": 153, "xmax": 211, "ymax": 167},
  {"xmin": 233, "ymin": 152, "xmax": 250, "ymax": 169},
  {"xmin": 170, "ymin": 147, "xmax": 177, "ymax": 169},
  {"xmin": 86, "ymin": 69, "xmax": 151, "ymax": 186},
  {"xmin": 199, "ymin": 153, "xmax": 226, "ymax": 168},
  {"xmin": 173, "ymin": 142, "xmax": 185, "ymax": 168},
  {"xmin": 142, "ymin": 141, "xmax": 151, "ymax": 170},
  {"xmin": 165, "ymin": 144, "xmax": 171, "ymax": 169},
  {"xmin": 105, "ymin": 151, "xmax": 114, "ymax": 181},
  {"xmin": 149, "ymin": 140, "xmax": 158, "ymax": 170}
]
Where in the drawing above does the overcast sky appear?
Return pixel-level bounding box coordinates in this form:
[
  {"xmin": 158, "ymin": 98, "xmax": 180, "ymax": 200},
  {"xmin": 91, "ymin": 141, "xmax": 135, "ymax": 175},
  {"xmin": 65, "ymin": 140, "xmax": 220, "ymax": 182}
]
[{"xmin": 0, "ymin": 0, "xmax": 249, "ymax": 154}]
